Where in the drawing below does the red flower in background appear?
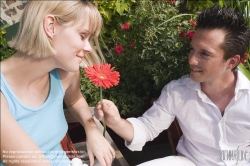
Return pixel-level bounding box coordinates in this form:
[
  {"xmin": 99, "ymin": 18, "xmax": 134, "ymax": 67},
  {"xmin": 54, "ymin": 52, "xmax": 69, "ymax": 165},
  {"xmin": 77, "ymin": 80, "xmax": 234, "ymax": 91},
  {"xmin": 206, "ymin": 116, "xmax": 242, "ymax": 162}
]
[
  {"xmin": 84, "ymin": 64, "xmax": 120, "ymax": 89},
  {"xmin": 130, "ymin": 42, "xmax": 135, "ymax": 47},
  {"xmin": 191, "ymin": 21, "xmax": 197, "ymax": 27},
  {"xmin": 241, "ymin": 53, "xmax": 248, "ymax": 65},
  {"xmin": 190, "ymin": 21, "xmax": 197, "ymax": 27},
  {"xmin": 243, "ymin": 53, "xmax": 248, "ymax": 59},
  {"xmin": 188, "ymin": 20, "xmax": 197, "ymax": 27},
  {"xmin": 179, "ymin": 30, "xmax": 185, "ymax": 38},
  {"xmin": 122, "ymin": 23, "xmax": 130, "ymax": 30},
  {"xmin": 241, "ymin": 59, "xmax": 245, "ymax": 65},
  {"xmin": 168, "ymin": 0, "xmax": 176, "ymax": 3},
  {"xmin": 115, "ymin": 45, "xmax": 123, "ymax": 54},
  {"xmin": 186, "ymin": 30, "xmax": 195, "ymax": 40}
]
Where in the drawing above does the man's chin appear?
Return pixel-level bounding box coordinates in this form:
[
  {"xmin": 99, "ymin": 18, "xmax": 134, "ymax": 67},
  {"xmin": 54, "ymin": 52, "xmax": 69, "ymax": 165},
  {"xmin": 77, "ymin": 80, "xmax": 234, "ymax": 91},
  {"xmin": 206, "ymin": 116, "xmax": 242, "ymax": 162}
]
[{"xmin": 190, "ymin": 75, "xmax": 202, "ymax": 82}]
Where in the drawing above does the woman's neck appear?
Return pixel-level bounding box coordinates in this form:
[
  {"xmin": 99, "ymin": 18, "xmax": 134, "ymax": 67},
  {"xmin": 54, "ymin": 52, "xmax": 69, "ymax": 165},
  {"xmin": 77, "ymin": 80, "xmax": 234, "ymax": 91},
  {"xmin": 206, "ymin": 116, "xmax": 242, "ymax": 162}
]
[{"xmin": 1, "ymin": 51, "xmax": 56, "ymax": 85}]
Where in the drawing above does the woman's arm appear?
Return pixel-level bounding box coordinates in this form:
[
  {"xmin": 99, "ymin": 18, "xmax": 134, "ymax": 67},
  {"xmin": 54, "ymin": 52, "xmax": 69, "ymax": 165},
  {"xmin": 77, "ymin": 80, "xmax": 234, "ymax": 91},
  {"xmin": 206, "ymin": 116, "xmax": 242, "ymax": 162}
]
[
  {"xmin": 0, "ymin": 93, "xmax": 51, "ymax": 166},
  {"xmin": 61, "ymin": 69, "xmax": 115, "ymax": 166}
]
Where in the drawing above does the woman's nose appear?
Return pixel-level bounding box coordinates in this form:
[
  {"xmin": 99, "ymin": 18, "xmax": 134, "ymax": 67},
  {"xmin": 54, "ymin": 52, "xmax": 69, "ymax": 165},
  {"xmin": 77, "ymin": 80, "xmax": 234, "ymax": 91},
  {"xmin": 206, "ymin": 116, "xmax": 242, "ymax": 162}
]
[{"xmin": 83, "ymin": 41, "xmax": 92, "ymax": 54}]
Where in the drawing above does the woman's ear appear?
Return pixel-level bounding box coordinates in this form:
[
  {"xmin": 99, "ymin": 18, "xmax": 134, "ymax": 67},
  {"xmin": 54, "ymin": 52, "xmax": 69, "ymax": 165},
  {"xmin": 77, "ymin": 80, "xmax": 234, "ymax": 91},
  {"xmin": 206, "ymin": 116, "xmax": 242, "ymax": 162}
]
[
  {"xmin": 227, "ymin": 54, "xmax": 240, "ymax": 69},
  {"xmin": 43, "ymin": 15, "xmax": 56, "ymax": 39}
]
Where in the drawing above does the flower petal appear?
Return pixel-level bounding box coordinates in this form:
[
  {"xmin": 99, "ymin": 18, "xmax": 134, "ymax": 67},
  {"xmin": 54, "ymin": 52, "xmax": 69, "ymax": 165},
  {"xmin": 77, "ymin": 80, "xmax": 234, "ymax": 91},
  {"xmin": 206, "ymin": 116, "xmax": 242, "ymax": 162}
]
[{"xmin": 84, "ymin": 64, "xmax": 120, "ymax": 89}]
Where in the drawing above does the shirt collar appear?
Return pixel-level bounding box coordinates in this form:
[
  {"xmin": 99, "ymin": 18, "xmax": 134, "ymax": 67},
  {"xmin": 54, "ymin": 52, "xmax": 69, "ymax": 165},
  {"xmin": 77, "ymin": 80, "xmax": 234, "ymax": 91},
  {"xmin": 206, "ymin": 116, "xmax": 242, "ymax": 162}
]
[
  {"xmin": 185, "ymin": 75, "xmax": 200, "ymax": 91},
  {"xmin": 235, "ymin": 67, "xmax": 250, "ymax": 92}
]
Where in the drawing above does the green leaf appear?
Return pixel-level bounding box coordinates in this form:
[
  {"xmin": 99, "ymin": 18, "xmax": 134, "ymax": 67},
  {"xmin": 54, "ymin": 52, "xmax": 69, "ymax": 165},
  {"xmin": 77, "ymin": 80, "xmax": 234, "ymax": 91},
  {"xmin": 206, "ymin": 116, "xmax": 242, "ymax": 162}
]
[
  {"xmin": 1, "ymin": 29, "xmax": 6, "ymax": 35},
  {"xmin": 115, "ymin": 2, "xmax": 128, "ymax": 15},
  {"xmin": 238, "ymin": 63, "xmax": 250, "ymax": 81},
  {"xmin": 218, "ymin": 0, "xmax": 224, "ymax": 7},
  {"xmin": 99, "ymin": 7, "xmax": 113, "ymax": 22},
  {"xmin": 110, "ymin": 29, "xmax": 118, "ymax": 38}
]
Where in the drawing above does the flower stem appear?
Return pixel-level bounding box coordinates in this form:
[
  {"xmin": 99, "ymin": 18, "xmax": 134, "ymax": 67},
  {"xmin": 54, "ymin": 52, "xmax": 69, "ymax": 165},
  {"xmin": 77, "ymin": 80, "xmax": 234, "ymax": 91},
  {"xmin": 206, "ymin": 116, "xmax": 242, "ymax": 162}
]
[
  {"xmin": 102, "ymin": 118, "xmax": 107, "ymax": 137},
  {"xmin": 100, "ymin": 86, "xmax": 106, "ymax": 137}
]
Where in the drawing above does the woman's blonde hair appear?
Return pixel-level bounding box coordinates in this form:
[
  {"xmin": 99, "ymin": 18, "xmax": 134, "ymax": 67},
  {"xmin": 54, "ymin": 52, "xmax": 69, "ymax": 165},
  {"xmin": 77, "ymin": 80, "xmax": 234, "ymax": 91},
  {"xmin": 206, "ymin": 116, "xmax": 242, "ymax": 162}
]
[{"xmin": 9, "ymin": 0, "xmax": 105, "ymax": 66}]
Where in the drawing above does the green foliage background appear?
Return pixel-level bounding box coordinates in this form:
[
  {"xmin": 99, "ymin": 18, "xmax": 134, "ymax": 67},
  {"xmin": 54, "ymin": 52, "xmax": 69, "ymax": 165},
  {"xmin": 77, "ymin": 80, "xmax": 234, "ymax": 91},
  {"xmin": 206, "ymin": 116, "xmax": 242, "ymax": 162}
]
[
  {"xmin": 82, "ymin": 0, "xmax": 250, "ymax": 116},
  {"xmin": 0, "ymin": 19, "xmax": 16, "ymax": 61},
  {"xmin": 100, "ymin": 0, "xmax": 195, "ymax": 116},
  {"xmin": 80, "ymin": 0, "xmax": 196, "ymax": 116},
  {"xmin": 1, "ymin": 0, "xmax": 249, "ymax": 116}
]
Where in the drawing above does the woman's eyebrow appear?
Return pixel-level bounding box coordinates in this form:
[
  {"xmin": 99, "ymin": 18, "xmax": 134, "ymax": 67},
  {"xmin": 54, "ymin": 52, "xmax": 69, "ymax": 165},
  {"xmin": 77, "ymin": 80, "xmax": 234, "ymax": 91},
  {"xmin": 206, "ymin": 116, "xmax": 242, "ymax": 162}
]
[{"xmin": 80, "ymin": 29, "xmax": 90, "ymax": 33}]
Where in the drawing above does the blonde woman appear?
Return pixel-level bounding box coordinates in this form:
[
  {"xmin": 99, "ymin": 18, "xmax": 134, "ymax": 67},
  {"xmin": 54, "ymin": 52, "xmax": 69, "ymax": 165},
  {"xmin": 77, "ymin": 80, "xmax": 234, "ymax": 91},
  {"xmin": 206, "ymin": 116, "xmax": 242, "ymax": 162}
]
[{"xmin": 0, "ymin": 1, "xmax": 114, "ymax": 166}]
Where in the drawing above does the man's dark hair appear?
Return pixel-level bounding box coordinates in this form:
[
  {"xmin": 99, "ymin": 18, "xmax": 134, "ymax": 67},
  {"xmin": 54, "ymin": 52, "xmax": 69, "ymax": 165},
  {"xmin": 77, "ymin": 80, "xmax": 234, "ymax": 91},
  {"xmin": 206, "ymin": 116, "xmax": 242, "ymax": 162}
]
[{"xmin": 196, "ymin": 6, "xmax": 250, "ymax": 62}]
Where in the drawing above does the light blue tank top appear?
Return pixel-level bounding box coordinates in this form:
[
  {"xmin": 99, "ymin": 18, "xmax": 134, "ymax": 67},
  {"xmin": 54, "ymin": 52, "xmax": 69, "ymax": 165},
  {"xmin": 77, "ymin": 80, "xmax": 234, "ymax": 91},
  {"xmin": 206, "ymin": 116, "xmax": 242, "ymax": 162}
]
[{"xmin": 0, "ymin": 69, "xmax": 70, "ymax": 166}]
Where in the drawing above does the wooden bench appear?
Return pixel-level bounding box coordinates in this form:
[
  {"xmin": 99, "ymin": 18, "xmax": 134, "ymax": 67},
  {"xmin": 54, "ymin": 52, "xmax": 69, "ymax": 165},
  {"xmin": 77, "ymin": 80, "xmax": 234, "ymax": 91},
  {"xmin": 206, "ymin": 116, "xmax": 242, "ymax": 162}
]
[{"xmin": 61, "ymin": 108, "xmax": 129, "ymax": 166}]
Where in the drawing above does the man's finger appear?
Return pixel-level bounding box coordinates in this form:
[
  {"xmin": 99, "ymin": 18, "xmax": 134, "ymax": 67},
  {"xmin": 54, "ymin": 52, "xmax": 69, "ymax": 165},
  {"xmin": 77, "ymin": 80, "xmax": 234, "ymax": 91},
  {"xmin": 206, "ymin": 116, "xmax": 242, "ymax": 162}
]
[{"xmin": 95, "ymin": 110, "xmax": 104, "ymax": 120}]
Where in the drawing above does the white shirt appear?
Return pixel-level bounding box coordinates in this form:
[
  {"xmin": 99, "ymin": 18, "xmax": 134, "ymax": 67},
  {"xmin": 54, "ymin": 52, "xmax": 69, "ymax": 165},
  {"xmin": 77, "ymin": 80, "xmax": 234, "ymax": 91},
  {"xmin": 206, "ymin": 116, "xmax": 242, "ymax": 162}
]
[{"xmin": 125, "ymin": 69, "xmax": 250, "ymax": 166}]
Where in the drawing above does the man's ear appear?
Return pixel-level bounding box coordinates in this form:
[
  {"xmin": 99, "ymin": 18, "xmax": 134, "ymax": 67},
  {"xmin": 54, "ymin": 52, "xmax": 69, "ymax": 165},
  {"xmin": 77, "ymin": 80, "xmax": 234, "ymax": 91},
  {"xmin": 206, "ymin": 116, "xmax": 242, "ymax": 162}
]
[
  {"xmin": 227, "ymin": 54, "xmax": 240, "ymax": 69},
  {"xmin": 43, "ymin": 15, "xmax": 56, "ymax": 39}
]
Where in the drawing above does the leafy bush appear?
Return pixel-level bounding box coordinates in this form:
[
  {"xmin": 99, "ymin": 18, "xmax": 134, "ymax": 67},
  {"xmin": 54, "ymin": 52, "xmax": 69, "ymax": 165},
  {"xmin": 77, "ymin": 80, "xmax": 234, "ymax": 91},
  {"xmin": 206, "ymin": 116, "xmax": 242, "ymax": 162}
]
[
  {"xmin": 0, "ymin": 1, "xmax": 249, "ymax": 116},
  {"xmin": 82, "ymin": 0, "xmax": 250, "ymax": 116},
  {"xmin": 91, "ymin": 0, "xmax": 137, "ymax": 48},
  {"xmin": 0, "ymin": 19, "xmax": 16, "ymax": 61},
  {"xmin": 81, "ymin": 0, "xmax": 197, "ymax": 116}
]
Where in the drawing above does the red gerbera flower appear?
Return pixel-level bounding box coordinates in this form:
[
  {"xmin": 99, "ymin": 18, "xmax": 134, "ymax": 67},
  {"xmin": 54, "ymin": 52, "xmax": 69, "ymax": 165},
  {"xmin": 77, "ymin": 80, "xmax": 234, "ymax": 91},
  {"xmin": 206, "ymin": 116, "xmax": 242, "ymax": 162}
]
[
  {"xmin": 84, "ymin": 64, "xmax": 120, "ymax": 136},
  {"xmin": 84, "ymin": 64, "xmax": 120, "ymax": 89}
]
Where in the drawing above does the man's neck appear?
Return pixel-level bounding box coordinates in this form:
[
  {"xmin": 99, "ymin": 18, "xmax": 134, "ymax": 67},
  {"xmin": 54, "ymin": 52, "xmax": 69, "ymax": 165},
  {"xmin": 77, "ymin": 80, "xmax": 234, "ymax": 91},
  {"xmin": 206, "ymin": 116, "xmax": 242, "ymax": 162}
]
[
  {"xmin": 201, "ymin": 70, "xmax": 237, "ymax": 93},
  {"xmin": 200, "ymin": 71, "xmax": 237, "ymax": 114}
]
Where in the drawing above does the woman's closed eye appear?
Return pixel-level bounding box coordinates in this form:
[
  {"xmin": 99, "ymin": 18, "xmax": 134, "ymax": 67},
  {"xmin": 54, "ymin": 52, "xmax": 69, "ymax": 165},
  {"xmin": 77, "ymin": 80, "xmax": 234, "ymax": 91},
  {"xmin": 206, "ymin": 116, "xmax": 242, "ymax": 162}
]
[
  {"xmin": 80, "ymin": 35, "xmax": 85, "ymax": 41},
  {"xmin": 80, "ymin": 33, "xmax": 92, "ymax": 41}
]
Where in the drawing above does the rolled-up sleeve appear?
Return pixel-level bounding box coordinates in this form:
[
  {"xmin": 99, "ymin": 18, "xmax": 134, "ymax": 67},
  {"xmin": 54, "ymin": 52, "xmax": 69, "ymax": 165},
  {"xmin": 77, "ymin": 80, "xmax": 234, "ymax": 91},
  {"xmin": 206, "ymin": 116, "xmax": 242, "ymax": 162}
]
[
  {"xmin": 124, "ymin": 84, "xmax": 176, "ymax": 151},
  {"xmin": 125, "ymin": 118, "xmax": 149, "ymax": 151}
]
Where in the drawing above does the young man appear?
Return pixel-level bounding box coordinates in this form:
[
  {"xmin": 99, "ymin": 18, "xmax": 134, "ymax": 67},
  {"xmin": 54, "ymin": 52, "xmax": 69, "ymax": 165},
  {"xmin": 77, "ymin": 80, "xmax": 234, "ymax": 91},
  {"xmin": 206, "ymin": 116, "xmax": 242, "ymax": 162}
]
[{"xmin": 95, "ymin": 6, "xmax": 250, "ymax": 166}]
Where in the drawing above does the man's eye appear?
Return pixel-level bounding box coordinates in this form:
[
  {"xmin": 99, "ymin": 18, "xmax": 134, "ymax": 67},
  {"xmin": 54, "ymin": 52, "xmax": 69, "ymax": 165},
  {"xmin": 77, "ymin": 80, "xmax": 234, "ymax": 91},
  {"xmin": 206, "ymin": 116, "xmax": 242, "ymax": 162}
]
[
  {"xmin": 201, "ymin": 52, "xmax": 209, "ymax": 57},
  {"xmin": 189, "ymin": 47, "xmax": 194, "ymax": 52}
]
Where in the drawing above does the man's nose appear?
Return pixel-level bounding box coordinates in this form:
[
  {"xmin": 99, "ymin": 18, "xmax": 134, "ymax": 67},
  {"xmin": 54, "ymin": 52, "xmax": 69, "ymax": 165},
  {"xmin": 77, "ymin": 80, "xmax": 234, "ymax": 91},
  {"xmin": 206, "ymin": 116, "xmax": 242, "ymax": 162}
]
[{"xmin": 188, "ymin": 53, "xmax": 198, "ymax": 65}]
